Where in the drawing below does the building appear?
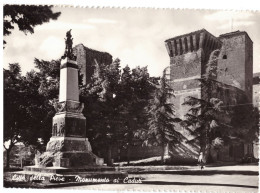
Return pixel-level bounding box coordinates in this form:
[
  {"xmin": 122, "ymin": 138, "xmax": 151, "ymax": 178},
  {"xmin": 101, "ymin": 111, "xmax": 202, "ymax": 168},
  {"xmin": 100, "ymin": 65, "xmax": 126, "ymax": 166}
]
[
  {"xmin": 73, "ymin": 30, "xmax": 257, "ymax": 164},
  {"xmin": 164, "ymin": 29, "xmax": 254, "ymax": 162},
  {"xmin": 252, "ymin": 73, "xmax": 260, "ymax": 159},
  {"xmin": 73, "ymin": 44, "xmax": 113, "ymax": 85},
  {"xmin": 253, "ymin": 73, "xmax": 260, "ymax": 107}
]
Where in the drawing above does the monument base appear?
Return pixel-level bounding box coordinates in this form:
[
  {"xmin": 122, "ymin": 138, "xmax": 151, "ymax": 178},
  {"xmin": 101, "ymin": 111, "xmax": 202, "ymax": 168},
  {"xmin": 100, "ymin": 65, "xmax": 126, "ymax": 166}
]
[
  {"xmin": 23, "ymin": 165, "xmax": 116, "ymax": 173},
  {"xmin": 37, "ymin": 137, "xmax": 104, "ymax": 167}
]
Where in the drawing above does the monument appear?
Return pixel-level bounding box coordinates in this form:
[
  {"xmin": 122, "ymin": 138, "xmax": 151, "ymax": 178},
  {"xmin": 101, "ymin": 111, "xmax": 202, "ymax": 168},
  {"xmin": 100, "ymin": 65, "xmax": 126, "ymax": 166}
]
[
  {"xmin": 5, "ymin": 30, "xmax": 127, "ymax": 187},
  {"xmin": 33, "ymin": 29, "xmax": 103, "ymax": 168}
]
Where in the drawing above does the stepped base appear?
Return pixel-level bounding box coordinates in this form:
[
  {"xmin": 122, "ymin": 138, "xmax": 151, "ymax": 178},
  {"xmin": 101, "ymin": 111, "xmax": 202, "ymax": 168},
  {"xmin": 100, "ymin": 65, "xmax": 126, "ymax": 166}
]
[
  {"xmin": 23, "ymin": 165, "xmax": 116, "ymax": 173},
  {"xmin": 37, "ymin": 137, "xmax": 104, "ymax": 167}
]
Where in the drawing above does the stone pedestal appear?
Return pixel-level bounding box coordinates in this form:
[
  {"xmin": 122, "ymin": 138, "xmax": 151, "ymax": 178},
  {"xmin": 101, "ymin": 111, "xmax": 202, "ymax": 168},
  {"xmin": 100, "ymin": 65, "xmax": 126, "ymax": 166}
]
[{"xmin": 37, "ymin": 58, "xmax": 103, "ymax": 168}]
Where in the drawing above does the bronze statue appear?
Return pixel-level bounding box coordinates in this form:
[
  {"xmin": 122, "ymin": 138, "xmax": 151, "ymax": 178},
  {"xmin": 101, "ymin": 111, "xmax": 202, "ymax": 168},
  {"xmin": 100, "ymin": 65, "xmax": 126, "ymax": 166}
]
[{"xmin": 61, "ymin": 29, "xmax": 76, "ymax": 60}]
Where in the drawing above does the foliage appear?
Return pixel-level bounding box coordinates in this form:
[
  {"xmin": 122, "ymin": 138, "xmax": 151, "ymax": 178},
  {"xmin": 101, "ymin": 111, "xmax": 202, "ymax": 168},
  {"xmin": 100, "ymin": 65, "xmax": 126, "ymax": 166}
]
[
  {"xmin": 80, "ymin": 60, "xmax": 158, "ymax": 164},
  {"xmin": 4, "ymin": 63, "xmax": 53, "ymax": 168},
  {"xmin": 181, "ymin": 50, "xmax": 231, "ymax": 161},
  {"xmin": 117, "ymin": 65, "xmax": 159, "ymax": 163},
  {"xmin": 79, "ymin": 59, "xmax": 122, "ymax": 165},
  {"xmin": 145, "ymin": 68, "xmax": 181, "ymax": 162},
  {"xmin": 4, "ymin": 5, "xmax": 61, "ymax": 45},
  {"xmin": 181, "ymin": 50, "xmax": 257, "ymax": 162},
  {"xmin": 4, "ymin": 63, "xmax": 25, "ymax": 149},
  {"xmin": 229, "ymin": 103, "xmax": 259, "ymax": 143},
  {"xmin": 34, "ymin": 58, "xmax": 60, "ymax": 99},
  {"xmin": 4, "ymin": 56, "xmax": 163, "ymax": 166},
  {"xmin": 182, "ymin": 94, "xmax": 228, "ymax": 159},
  {"xmin": 4, "ymin": 59, "xmax": 61, "ymax": 150}
]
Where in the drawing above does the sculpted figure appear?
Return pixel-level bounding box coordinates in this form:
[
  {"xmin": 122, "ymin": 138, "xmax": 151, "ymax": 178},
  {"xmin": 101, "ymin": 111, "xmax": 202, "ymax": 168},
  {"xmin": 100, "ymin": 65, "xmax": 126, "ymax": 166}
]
[
  {"xmin": 60, "ymin": 122, "xmax": 65, "ymax": 136},
  {"xmin": 61, "ymin": 29, "xmax": 76, "ymax": 60},
  {"xmin": 65, "ymin": 29, "xmax": 73, "ymax": 56},
  {"xmin": 53, "ymin": 123, "xmax": 57, "ymax": 136},
  {"xmin": 53, "ymin": 100, "xmax": 66, "ymax": 113}
]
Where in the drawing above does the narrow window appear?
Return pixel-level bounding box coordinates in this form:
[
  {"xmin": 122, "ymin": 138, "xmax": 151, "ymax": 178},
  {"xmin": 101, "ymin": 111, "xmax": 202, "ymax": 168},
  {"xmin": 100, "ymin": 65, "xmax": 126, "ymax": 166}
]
[{"xmin": 223, "ymin": 55, "xmax": 227, "ymax": 59}]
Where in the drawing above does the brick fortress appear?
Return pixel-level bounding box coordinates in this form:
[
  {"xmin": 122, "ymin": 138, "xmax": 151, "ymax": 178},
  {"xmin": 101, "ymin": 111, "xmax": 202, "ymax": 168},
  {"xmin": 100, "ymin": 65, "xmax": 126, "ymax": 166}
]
[
  {"xmin": 165, "ymin": 29, "xmax": 255, "ymax": 162},
  {"xmin": 72, "ymin": 29, "xmax": 257, "ymax": 163}
]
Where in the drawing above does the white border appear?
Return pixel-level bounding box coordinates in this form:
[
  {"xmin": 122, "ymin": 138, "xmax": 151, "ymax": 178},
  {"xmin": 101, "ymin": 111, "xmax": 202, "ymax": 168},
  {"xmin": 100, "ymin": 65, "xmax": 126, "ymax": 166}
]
[
  {"xmin": 1, "ymin": 0, "xmax": 260, "ymax": 10},
  {"xmin": 1, "ymin": 1, "xmax": 260, "ymax": 193}
]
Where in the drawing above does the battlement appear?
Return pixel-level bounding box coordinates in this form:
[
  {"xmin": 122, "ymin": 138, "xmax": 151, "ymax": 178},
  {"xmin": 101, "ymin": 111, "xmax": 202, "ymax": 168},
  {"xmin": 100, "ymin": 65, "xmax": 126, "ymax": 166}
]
[
  {"xmin": 165, "ymin": 29, "xmax": 222, "ymax": 58},
  {"xmin": 165, "ymin": 28, "xmax": 253, "ymax": 102}
]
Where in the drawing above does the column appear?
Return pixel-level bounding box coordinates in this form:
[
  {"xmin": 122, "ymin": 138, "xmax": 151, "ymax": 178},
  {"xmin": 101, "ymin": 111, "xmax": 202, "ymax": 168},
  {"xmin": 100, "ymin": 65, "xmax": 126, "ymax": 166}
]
[{"xmin": 59, "ymin": 59, "xmax": 79, "ymax": 102}]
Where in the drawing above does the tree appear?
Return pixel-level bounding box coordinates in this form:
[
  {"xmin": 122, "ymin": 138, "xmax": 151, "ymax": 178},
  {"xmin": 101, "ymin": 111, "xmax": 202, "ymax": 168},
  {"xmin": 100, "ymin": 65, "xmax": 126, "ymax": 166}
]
[
  {"xmin": 181, "ymin": 50, "xmax": 230, "ymax": 162},
  {"xmin": 182, "ymin": 94, "xmax": 228, "ymax": 163},
  {"xmin": 117, "ymin": 65, "xmax": 158, "ymax": 164},
  {"xmin": 229, "ymin": 101, "xmax": 259, "ymax": 145},
  {"xmin": 80, "ymin": 61, "xmax": 158, "ymax": 165},
  {"xmin": 4, "ymin": 63, "xmax": 24, "ymax": 168},
  {"xmin": 80, "ymin": 58, "xmax": 122, "ymax": 166},
  {"xmin": 181, "ymin": 50, "xmax": 257, "ymax": 163},
  {"xmin": 4, "ymin": 5, "xmax": 61, "ymax": 45},
  {"xmin": 146, "ymin": 68, "xmax": 181, "ymax": 163},
  {"xmin": 4, "ymin": 63, "xmax": 47, "ymax": 168},
  {"xmin": 4, "ymin": 59, "xmax": 62, "ymax": 168}
]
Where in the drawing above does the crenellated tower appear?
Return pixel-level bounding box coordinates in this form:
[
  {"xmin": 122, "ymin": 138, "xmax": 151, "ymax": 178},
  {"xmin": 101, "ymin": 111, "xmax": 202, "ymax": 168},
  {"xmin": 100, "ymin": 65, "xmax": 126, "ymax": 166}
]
[
  {"xmin": 164, "ymin": 29, "xmax": 253, "ymax": 162},
  {"xmin": 164, "ymin": 29, "xmax": 222, "ymax": 119}
]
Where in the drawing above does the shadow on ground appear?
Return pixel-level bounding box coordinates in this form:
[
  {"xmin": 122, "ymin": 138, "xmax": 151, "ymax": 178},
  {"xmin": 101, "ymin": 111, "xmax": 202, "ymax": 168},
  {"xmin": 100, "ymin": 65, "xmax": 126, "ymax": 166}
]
[
  {"xmin": 142, "ymin": 181, "xmax": 258, "ymax": 189},
  {"xmin": 128, "ymin": 170, "xmax": 259, "ymax": 176},
  {"xmin": 4, "ymin": 179, "xmax": 258, "ymax": 189}
]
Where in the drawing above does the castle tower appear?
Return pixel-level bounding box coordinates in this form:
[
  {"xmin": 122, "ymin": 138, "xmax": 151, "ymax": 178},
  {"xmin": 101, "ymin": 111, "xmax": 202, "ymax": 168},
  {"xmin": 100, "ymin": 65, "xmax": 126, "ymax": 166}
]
[
  {"xmin": 164, "ymin": 29, "xmax": 254, "ymax": 162},
  {"xmin": 217, "ymin": 31, "xmax": 253, "ymax": 101},
  {"xmin": 164, "ymin": 29, "xmax": 222, "ymax": 119}
]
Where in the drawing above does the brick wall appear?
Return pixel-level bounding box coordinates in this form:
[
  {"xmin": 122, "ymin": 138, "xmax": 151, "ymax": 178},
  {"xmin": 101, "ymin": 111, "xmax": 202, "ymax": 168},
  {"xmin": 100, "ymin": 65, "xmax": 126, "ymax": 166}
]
[
  {"xmin": 170, "ymin": 50, "xmax": 202, "ymax": 80},
  {"xmin": 218, "ymin": 32, "xmax": 253, "ymax": 101},
  {"xmin": 164, "ymin": 29, "xmax": 254, "ymax": 163},
  {"xmin": 73, "ymin": 44, "xmax": 113, "ymax": 85}
]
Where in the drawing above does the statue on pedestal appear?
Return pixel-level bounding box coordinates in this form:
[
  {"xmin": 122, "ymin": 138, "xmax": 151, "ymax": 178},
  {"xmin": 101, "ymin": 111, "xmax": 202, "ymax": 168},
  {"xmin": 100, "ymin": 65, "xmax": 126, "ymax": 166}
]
[
  {"xmin": 5, "ymin": 30, "xmax": 127, "ymax": 187},
  {"xmin": 61, "ymin": 29, "xmax": 76, "ymax": 60}
]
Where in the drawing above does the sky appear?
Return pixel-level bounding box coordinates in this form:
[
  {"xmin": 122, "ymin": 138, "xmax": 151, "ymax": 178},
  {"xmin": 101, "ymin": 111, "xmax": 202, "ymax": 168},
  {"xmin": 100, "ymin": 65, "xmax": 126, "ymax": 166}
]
[{"xmin": 3, "ymin": 7, "xmax": 260, "ymax": 77}]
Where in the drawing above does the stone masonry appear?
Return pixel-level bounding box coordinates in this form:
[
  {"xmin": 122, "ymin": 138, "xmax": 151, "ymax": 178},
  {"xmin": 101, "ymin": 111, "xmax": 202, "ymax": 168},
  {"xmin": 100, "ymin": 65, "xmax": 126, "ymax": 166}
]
[
  {"xmin": 35, "ymin": 32, "xmax": 105, "ymax": 168},
  {"xmin": 164, "ymin": 29, "xmax": 253, "ymax": 162},
  {"xmin": 73, "ymin": 44, "xmax": 112, "ymax": 85}
]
